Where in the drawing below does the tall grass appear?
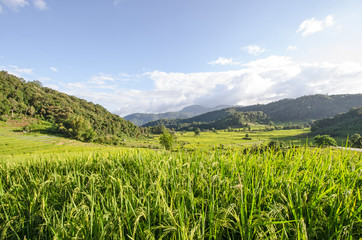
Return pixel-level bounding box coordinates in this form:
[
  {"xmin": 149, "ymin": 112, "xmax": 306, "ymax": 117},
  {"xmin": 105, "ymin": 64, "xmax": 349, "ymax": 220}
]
[{"xmin": 0, "ymin": 148, "xmax": 361, "ymax": 239}]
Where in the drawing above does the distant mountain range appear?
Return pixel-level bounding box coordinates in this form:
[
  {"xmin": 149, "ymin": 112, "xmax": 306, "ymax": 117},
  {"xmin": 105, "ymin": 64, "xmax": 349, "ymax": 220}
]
[
  {"xmin": 124, "ymin": 105, "xmax": 232, "ymax": 126},
  {"xmin": 143, "ymin": 94, "xmax": 362, "ymax": 130}
]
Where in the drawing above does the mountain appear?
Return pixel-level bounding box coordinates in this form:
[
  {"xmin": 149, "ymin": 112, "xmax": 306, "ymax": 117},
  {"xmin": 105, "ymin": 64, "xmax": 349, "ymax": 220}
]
[
  {"xmin": 234, "ymin": 94, "xmax": 362, "ymax": 122},
  {"xmin": 0, "ymin": 71, "xmax": 139, "ymax": 143},
  {"xmin": 311, "ymin": 107, "xmax": 362, "ymax": 137},
  {"xmin": 143, "ymin": 108, "xmax": 271, "ymax": 130},
  {"xmin": 144, "ymin": 94, "xmax": 362, "ymax": 130},
  {"xmin": 124, "ymin": 104, "xmax": 231, "ymax": 126}
]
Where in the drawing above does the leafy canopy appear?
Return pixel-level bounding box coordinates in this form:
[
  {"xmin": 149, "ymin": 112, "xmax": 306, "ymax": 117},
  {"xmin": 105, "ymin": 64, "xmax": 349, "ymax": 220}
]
[
  {"xmin": 313, "ymin": 135, "xmax": 337, "ymax": 147},
  {"xmin": 159, "ymin": 130, "xmax": 175, "ymax": 150}
]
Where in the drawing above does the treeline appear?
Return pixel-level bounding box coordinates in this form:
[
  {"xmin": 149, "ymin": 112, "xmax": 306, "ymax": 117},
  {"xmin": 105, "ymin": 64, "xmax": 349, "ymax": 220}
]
[
  {"xmin": 144, "ymin": 110, "xmax": 271, "ymax": 131},
  {"xmin": 311, "ymin": 106, "xmax": 362, "ymax": 137},
  {"xmin": 0, "ymin": 71, "xmax": 141, "ymax": 143}
]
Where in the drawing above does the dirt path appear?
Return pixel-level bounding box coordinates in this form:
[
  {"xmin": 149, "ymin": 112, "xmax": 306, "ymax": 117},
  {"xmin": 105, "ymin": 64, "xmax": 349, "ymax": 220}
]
[{"xmin": 333, "ymin": 146, "xmax": 362, "ymax": 152}]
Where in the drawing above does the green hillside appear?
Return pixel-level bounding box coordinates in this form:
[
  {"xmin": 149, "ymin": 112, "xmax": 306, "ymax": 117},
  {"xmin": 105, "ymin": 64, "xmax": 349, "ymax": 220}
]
[
  {"xmin": 144, "ymin": 109, "xmax": 270, "ymax": 130},
  {"xmin": 235, "ymin": 94, "xmax": 362, "ymax": 122},
  {"xmin": 144, "ymin": 94, "xmax": 362, "ymax": 129},
  {"xmin": 311, "ymin": 106, "xmax": 362, "ymax": 137},
  {"xmin": 0, "ymin": 71, "xmax": 140, "ymax": 143}
]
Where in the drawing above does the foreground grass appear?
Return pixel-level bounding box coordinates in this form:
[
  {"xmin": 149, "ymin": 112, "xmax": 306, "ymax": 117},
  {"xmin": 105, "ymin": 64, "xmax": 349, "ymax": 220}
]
[{"xmin": 1, "ymin": 148, "xmax": 361, "ymax": 239}]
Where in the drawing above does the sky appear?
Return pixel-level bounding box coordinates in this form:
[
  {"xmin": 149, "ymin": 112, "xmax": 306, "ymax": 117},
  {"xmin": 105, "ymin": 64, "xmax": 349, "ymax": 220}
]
[{"xmin": 1, "ymin": 0, "xmax": 362, "ymax": 116}]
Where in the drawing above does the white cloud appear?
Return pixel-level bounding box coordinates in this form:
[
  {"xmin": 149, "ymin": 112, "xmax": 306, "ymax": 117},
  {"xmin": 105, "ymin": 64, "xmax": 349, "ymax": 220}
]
[
  {"xmin": 241, "ymin": 45, "xmax": 266, "ymax": 56},
  {"xmin": 0, "ymin": 0, "xmax": 47, "ymax": 11},
  {"xmin": 89, "ymin": 72, "xmax": 136, "ymax": 85},
  {"xmin": 90, "ymin": 73, "xmax": 116, "ymax": 85},
  {"xmin": 297, "ymin": 15, "xmax": 335, "ymax": 36},
  {"xmin": 33, "ymin": 0, "xmax": 46, "ymax": 10},
  {"xmin": 1, "ymin": 65, "xmax": 33, "ymax": 75},
  {"xmin": 58, "ymin": 56, "xmax": 362, "ymax": 116},
  {"xmin": 0, "ymin": 0, "xmax": 29, "ymax": 10},
  {"xmin": 50, "ymin": 66, "xmax": 58, "ymax": 72},
  {"xmin": 208, "ymin": 57, "xmax": 240, "ymax": 66},
  {"xmin": 287, "ymin": 46, "xmax": 298, "ymax": 51}
]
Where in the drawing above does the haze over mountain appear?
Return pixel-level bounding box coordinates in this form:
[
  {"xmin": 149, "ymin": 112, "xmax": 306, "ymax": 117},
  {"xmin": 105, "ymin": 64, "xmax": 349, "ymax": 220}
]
[{"xmin": 124, "ymin": 105, "xmax": 231, "ymax": 126}]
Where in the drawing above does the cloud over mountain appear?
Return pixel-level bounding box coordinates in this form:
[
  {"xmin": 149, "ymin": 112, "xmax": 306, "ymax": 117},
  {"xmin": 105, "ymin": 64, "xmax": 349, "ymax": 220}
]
[{"xmin": 53, "ymin": 56, "xmax": 362, "ymax": 116}]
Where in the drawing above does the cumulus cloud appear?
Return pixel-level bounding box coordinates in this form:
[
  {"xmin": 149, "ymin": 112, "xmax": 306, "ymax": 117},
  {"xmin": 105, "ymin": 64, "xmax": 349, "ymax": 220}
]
[
  {"xmin": 297, "ymin": 15, "xmax": 335, "ymax": 36},
  {"xmin": 208, "ymin": 57, "xmax": 240, "ymax": 66},
  {"xmin": 0, "ymin": 0, "xmax": 47, "ymax": 11},
  {"xmin": 241, "ymin": 45, "xmax": 267, "ymax": 56},
  {"xmin": 57, "ymin": 56, "xmax": 362, "ymax": 116}
]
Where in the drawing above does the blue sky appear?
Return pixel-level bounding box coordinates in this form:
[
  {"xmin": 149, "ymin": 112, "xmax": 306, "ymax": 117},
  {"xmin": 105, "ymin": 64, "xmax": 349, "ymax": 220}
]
[{"xmin": 1, "ymin": 0, "xmax": 362, "ymax": 116}]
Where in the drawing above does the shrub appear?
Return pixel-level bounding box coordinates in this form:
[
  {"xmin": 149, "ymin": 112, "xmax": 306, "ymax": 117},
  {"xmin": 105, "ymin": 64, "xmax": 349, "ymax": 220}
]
[
  {"xmin": 349, "ymin": 133, "xmax": 362, "ymax": 148},
  {"xmin": 313, "ymin": 135, "xmax": 337, "ymax": 147},
  {"xmin": 159, "ymin": 130, "xmax": 175, "ymax": 150}
]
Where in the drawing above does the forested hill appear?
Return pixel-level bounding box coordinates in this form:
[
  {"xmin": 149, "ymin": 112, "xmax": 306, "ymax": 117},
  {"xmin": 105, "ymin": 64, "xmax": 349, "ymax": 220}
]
[
  {"xmin": 143, "ymin": 109, "xmax": 271, "ymax": 131},
  {"xmin": 311, "ymin": 106, "xmax": 362, "ymax": 137},
  {"xmin": 0, "ymin": 71, "xmax": 139, "ymax": 142},
  {"xmin": 235, "ymin": 94, "xmax": 362, "ymax": 122},
  {"xmin": 124, "ymin": 105, "xmax": 231, "ymax": 126},
  {"xmin": 144, "ymin": 94, "xmax": 362, "ymax": 129}
]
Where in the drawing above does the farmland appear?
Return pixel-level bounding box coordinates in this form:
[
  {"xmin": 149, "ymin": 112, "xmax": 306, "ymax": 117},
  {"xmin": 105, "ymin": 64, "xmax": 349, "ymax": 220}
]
[
  {"xmin": 0, "ymin": 122, "xmax": 310, "ymax": 156},
  {"xmin": 0, "ymin": 123, "xmax": 361, "ymax": 239}
]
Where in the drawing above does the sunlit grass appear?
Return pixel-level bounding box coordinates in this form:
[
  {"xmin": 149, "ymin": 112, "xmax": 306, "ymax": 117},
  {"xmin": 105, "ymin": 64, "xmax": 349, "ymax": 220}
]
[
  {"xmin": 176, "ymin": 128, "xmax": 310, "ymax": 150},
  {"xmin": 1, "ymin": 147, "xmax": 361, "ymax": 239}
]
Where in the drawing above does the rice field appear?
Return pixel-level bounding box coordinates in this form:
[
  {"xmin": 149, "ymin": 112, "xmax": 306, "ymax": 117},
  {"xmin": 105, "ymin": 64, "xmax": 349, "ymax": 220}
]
[
  {"xmin": 0, "ymin": 126, "xmax": 112, "ymax": 156},
  {"xmin": 175, "ymin": 128, "xmax": 310, "ymax": 151},
  {"xmin": 0, "ymin": 147, "xmax": 361, "ymax": 239}
]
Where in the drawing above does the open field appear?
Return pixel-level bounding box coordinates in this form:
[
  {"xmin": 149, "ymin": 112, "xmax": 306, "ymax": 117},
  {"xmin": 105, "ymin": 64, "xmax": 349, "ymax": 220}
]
[
  {"xmin": 0, "ymin": 126, "xmax": 112, "ymax": 156},
  {"xmin": 1, "ymin": 123, "xmax": 361, "ymax": 239},
  {"xmin": 1, "ymin": 147, "xmax": 361, "ymax": 239},
  {"xmin": 0, "ymin": 123, "xmax": 311, "ymax": 157},
  {"xmin": 175, "ymin": 127, "xmax": 310, "ymax": 151}
]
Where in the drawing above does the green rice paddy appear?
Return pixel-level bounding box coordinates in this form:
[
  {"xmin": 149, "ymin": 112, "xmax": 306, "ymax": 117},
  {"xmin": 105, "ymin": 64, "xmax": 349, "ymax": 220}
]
[{"xmin": 0, "ymin": 124, "xmax": 361, "ymax": 239}]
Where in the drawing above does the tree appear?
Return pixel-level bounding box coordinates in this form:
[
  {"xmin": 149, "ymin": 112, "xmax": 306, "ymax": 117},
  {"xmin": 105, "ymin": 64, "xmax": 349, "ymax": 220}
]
[
  {"xmin": 194, "ymin": 127, "xmax": 201, "ymax": 136},
  {"xmin": 62, "ymin": 115, "xmax": 97, "ymax": 142},
  {"xmin": 349, "ymin": 133, "xmax": 362, "ymax": 148},
  {"xmin": 159, "ymin": 130, "xmax": 175, "ymax": 150},
  {"xmin": 313, "ymin": 135, "xmax": 337, "ymax": 147}
]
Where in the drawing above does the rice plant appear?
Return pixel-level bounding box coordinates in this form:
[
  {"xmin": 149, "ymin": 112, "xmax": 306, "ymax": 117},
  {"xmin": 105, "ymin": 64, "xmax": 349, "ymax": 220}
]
[{"xmin": 0, "ymin": 147, "xmax": 361, "ymax": 239}]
